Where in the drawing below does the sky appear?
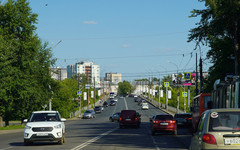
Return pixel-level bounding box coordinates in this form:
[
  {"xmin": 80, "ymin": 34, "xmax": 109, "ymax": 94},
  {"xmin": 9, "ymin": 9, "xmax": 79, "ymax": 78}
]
[{"xmin": 28, "ymin": 0, "xmax": 210, "ymax": 81}]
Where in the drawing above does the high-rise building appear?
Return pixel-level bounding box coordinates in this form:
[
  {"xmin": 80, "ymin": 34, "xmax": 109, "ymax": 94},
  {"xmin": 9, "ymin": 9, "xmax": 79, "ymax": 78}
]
[
  {"xmin": 51, "ymin": 67, "xmax": 67, "ymax": 80},
  {"xmin": 105, "ymin": 72, "xmax": 122, "ymax": 84},
  {"xmin": 67, "ymin": 62, "xmax": 100, "ymax": 88}
]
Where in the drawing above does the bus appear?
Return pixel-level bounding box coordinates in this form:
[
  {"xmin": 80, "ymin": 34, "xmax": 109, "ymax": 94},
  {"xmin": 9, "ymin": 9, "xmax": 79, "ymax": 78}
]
[
  {"xmin": 191, "ymin": 93, "xmax": 211, "ymax": 130},
  {"xmin": 211, "ymin": 76, "xmax": 240, "ymax": 108}
]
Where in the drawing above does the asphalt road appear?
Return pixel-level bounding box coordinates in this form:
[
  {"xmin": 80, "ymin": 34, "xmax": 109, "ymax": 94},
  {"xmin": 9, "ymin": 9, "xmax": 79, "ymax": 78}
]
[{"xmin": 0, "ymin": 97, "xmax": 192, "ymax": 150}]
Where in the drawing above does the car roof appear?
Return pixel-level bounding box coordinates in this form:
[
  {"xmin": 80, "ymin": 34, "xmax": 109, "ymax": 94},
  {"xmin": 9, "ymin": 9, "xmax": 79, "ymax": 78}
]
[
  {"xmin": 208, "ymin": 108, "xmax": 240, "ymax": 113},
  {"xmin": 32, "ymin": 111, "xmax": 58, "ymax": 113}
]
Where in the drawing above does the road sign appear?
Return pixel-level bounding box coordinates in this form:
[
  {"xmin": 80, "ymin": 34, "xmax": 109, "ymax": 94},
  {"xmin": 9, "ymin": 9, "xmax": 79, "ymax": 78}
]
[
  {"xmin": 164, "ymin": 82, "xmax": 169, "ymax": 87},
  {"xmin": 77, "ymin": 91, "xmax": 81, "ymax": 95},
  {"xmin": 182, "ymin": 92, "xmax": 187, "ymax": 97},
  {"xmin": 184, "ymin": 72, "xmax": 191, "ymax": 80}
]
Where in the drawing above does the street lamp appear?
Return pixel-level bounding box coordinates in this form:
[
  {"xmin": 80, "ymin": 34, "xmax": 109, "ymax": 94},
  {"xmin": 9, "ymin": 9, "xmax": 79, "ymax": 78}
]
[{"xmin": 168, "ymin": 61, "xmax": 180, "ymax": 114}]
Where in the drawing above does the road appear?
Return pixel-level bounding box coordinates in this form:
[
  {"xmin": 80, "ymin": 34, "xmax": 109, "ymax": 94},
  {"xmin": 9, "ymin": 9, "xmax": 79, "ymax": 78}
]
[{"xmin": 0, "ymin": 97, "xmax": 192, "ymax": 150}]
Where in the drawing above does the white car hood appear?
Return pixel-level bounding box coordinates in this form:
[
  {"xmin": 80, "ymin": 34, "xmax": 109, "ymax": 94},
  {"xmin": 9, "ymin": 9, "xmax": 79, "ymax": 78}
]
[{"xmin": 26, "ymin": 121, "xmax": 61, "ymax": 127}]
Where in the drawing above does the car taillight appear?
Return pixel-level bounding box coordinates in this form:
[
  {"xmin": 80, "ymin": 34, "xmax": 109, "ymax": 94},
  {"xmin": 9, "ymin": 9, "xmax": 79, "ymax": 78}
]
[
  {"xmin": 135, "ymin": 118, "xmax": 138, "ymax": 121},
  {"xmin": 120, "ymin": 117, "xmax": 122, "ymax": 121},
  {"xmin": 153, "ymin": 120, "xmax": 159, "ymax": 123},
  {"xmin": 202, "ymin": 133, "xmax": 216, "ymax": 145},
  {"xmin": 170, "ymin": 120, "xmax": 176, "ymax": 123}
]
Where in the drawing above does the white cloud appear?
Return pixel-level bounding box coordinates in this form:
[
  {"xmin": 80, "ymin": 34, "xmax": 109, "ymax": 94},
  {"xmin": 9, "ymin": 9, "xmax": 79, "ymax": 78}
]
[
  {"xmin": 82, "ymin": 21, "xmax": 98, "ymax": 24},
  {"xmin": 122, "ymin": 44, "xmax": 130, "ymax": 48},
  {"xmin": 153, "ymin": 48, "xmax": 171, "ymax": 53}
]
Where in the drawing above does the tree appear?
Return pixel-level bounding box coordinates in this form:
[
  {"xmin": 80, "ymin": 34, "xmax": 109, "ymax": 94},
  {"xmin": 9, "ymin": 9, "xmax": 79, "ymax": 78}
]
[
  {"xmin": 0, "ymin": 0, "xmax": 55, "ymax": 125},
  {"xmin": 188, "ymin": 0, "xmax": 240, "ymax": 91},
  {"xmin": 118, "ymin": 81, "xmax": 134, "ymax": 96}
]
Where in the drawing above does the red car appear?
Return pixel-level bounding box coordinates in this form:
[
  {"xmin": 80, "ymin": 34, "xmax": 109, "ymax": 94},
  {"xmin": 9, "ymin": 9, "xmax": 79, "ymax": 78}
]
[
  {"xmin": 150, "ymin": 114, "xmax": 177, "ymax": 135},
  {"xmin": 119, "ymin": 110, "xmax": 141, "ymax": 128}
]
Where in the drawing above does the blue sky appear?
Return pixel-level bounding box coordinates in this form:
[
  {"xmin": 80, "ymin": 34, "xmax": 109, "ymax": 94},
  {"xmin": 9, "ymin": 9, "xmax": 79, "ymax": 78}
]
[{"xmin": 28, "ymin": 0, "xmax": 209, "ymax": 81}]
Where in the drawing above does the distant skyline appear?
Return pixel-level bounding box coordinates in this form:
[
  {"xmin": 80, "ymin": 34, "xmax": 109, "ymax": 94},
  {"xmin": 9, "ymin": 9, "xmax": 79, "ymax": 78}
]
[{"xmin": 28, "ymin": 0, "xmax": 210, "ymax": 81}]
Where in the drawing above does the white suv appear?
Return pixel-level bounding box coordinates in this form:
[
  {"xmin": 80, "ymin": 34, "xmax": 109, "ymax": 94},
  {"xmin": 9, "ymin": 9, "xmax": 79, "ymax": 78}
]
[{"xmin": 23, "ymin": 111, "xmax": 66, "ymax": 145}]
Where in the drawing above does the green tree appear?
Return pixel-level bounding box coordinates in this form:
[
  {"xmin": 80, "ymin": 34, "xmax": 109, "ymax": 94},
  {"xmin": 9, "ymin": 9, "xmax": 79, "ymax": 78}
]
[
  {"xmin": 188, "ymin": 0, "xmax": 240, "ymax": 91},
  {"xmin": 118, "ymin": 81, "xmax": 134, "ymax": 96},
  {"xmin": 0, "ymin": 0, "xmax": 55, "ymax": 125}
]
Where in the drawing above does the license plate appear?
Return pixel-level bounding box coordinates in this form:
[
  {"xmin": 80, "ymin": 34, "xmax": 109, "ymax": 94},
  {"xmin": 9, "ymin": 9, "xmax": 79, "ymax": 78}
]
[
  {"xmin": 37, "ymin": 133, "xmax": 48, "ymax": 136},
  {"xmin": 125, "ymin": 119, "xmax": 131, "ymax": 121},
  {"xmin": 225, "ymin": 138, "xmax": 240, "ymax": 145},
  {"xmin": 160, "ymin": 123, "xmax": 168, "ymax": 125}
]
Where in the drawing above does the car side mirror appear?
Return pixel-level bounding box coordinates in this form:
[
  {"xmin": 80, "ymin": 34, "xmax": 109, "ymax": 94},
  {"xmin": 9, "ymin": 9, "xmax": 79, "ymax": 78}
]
[
  {"xmin": 61, "ymin": 118, "xmax": 66, "ymax": 122},
  {"xmin": 23, "ymin": 119, "xmax": 28, "ymax": 123}
]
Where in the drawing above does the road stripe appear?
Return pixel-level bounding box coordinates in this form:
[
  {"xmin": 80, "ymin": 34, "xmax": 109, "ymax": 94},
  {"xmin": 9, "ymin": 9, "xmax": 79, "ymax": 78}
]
[
  {"xmin": 123, "ymin": 98, "xmax": 128, "ymax": 110},
  {"xmin": 0, "ymin": 147, "xmax": 13, "ymax": 150},
  {"xmin": 70, "ymin": 128, "xmax": 117, "ymax": 150},
  {"xmin": 145, "ymin": 125, "xmax": 160, "ymax": 150}
]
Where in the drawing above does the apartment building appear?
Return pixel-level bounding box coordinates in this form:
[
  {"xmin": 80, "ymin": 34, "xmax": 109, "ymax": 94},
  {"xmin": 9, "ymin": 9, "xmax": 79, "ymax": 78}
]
[
  {"xmin": 51, "ymin": 67, "xmax": 67, "ymax": 80},
  {"xmin": 105, "ymin": 72, "xmax": 122, "ymax": 84},
  {"xmin": 67, "ymin": 62, "xmax": 100, "ymax": 88}
]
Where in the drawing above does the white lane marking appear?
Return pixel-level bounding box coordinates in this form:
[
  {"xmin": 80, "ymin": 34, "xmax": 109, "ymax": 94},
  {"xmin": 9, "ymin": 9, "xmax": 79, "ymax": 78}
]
[
  {"xmin": 145, "ymin": 125, "xmax": 160, "ymax": 150},
  {"xmin": 0, "ymin": 147, "xmax": 13, "ymax": 150},
  {"xmin": 70, "ymin": 128, "xmax": 117, "ymax": 150},
  {"xmin": 123, "ymin": 98, "xmax": 128, "ymax": 110}
]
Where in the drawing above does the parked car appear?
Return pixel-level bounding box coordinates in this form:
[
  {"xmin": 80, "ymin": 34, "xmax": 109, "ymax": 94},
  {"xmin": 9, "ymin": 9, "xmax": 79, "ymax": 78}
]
[
  {"xmin": 138, "ymin": 99, "xmax": 146, "ymax": 105},
  {"xmin": 103, "ymin": 101, "xmax": 108, "ymax": 107},
  {"xmin": 83, "ymin": 110, "xmax": 95, "ymax": 119},
  {"xmin": 141, "ymin": 103, "xmax": 149, "ymax": 110},
  {"xmin": 109, "ymin": 112, "xmax": 121, "ymax": 122},
  {"xmin": 174, "ymin": 113, "xmax": 192, "ymax": 126},
  {"xmin": 109, "ymin": 100, "xmax": 116, "ymax": 106},
  {"xmin": 94, "ymin": 106, "xmax": 102, "ymax": 113},
  {"xmin": 99, "ymin": 106, "xmax": 104, "ymax": 111},
  {"xmin": 119, "ymin": 110, "xmax": 141, "ymax": 128},
  {"xmin": 150, "ymin": 114, "xmax": 177, "ymax": 136},
  {"xmin": 189, "ymin": 108, "xmax": 240, "ymax": 150},
  {"xmin": 134, "ymin": 97, "xmax": 141, "ymax": 102},
  {"xmin": 23, "ymin": 111, "xmax": 66, "ymax": 145}
]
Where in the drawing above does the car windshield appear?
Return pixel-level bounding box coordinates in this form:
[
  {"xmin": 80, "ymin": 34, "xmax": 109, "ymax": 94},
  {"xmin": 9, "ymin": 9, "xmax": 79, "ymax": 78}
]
[
  {"xmin": 29, "ymin": 113, "xmax": 60, "ymax": 122},
  {"xmin": 155, "ymin": 115, "xmax": 173, "ymax": 120},
  {"xmin": 142, "ymin": 103, "xmax": 148, "ymax": 106},
  {"xmin": 209, "ymin": 112, "xmax": 240, "ymax": 132},
  {"xmin": 85, "ymin": 110, "xmax": 92, "ymax": 113}
]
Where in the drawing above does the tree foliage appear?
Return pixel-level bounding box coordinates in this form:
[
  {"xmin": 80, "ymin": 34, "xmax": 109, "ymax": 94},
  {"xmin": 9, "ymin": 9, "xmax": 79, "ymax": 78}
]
[
  {"xmin": 0, "ymin": 0, "xmax": 55, "ymax": 125},
  {"xmin": 118, "ymin": 81, "xmax": 134, "ymax": 96},
  {"xmin": 188, "ymin": 0, "xmax": 240, "ymax": 91}
]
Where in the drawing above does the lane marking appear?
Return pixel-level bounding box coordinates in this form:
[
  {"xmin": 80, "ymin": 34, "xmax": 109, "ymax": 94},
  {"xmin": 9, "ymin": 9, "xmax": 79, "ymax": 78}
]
[
  {"xmin": 0, "ymin": 147, "xmax": 13, "ymax": 150},
  {"xmin": 145, "ymin": 125, "xmax": 160, "ymax": 150},
  {"xmin": 70, "ymin": 128, "xmax": 117, "ymax": 150},
  {"xmin": 123, "ymin": 98, "xmax": 128, "ymax": 110}
]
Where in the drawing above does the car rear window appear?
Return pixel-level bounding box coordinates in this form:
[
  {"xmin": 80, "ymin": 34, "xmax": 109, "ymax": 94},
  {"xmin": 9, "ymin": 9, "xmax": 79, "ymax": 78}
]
[
  {"xmin": 155, "ymin": 115, "xmax": 173, "ymax": 120},
  {"xmin": 209, "ymin": 112, "xmax": 240, "ymax": 132},
  {"xmin": 175, "ymin": 114, "xmax": 191, "ymax": 118},
  {"xmin": 121, "ymin": 110, "xmax": 136, "ymax": 119}
]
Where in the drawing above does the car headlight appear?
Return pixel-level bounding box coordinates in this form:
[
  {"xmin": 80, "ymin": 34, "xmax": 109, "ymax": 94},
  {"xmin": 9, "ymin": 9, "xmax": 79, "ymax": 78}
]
[
  {"xmin": 24, "ymin": 125, "xmax": 31, "ymax": 130},
  {"xmin": 54, "ymin": 124, "xmax": 62, "ymax": 129}
]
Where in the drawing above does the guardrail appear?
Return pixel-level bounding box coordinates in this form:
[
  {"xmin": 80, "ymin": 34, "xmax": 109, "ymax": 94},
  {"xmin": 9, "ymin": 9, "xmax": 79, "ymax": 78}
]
[{"xmin": 140, "ymin": 95, "xmax": 184, "ymax": 115}]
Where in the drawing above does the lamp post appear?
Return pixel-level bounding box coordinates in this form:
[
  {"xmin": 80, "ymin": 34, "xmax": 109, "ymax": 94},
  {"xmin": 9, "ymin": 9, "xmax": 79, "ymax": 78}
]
[{"xmin": 168, "ymin": 61, "xmax": 180, "ymax": 114}]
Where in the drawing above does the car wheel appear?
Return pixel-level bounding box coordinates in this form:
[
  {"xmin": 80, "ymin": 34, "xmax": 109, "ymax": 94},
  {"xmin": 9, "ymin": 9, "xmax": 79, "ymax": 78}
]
[
  {"xmin": 173, "ymin": 130, "xmax": 177, "ymax": 136},
  {"xmin": 119, "ymin": 125, "xmax": 123, "ymax": 129},
  {"xmin": 24, "ymin": 139, "xmax": 30, "ymax": 146},
  {"xmin": 58, "ymin": 135, "xmax": 64, "ymax": 145}
]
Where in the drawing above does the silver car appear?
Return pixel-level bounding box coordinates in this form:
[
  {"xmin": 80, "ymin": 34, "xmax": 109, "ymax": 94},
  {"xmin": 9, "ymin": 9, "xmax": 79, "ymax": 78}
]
[
  {"xmin": 82, "ymin": 110, "xmax": 95, "ymax": 119},
  {"xmin": 189, "ymin": 108, "xmax": 240, "ymax": 150}
]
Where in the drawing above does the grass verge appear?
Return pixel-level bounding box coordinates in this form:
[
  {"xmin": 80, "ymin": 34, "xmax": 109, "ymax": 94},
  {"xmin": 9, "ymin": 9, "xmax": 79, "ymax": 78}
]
[{"xmin": 0, "ymin": 124, "xmax": 25, "ymax": 130}]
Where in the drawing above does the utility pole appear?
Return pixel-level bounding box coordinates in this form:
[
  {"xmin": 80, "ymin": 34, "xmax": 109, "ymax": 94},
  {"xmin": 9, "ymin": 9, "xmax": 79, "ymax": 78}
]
[
  {"xmin": 94, "ymin": 77, "xmax": 96, "ymax": 107},
  {"xmin": 195, "ymin": 53, "xmax": 199, "ymax": 95},
  {"xmin": 200, "ymin": 56, "xmax": 204, "ymax": 93},
  {"xmin": 78, "ymin": 73, "xmax": 81, "ymax": 118},
  {"xmin": 148, "ymin": 77, "xmax": 150, "ymax": 98},
  {"xmin": 158, "ymin": 74, "xmax": 161, "ymax": 108}
]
